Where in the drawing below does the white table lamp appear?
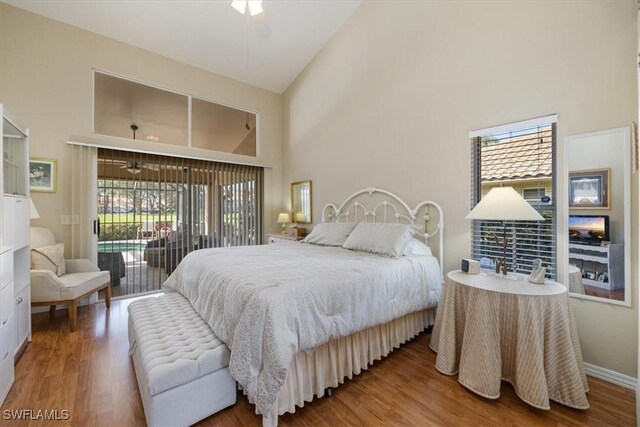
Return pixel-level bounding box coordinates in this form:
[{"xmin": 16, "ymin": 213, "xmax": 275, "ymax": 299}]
[
  {"xmin": 277, "ymin": 212, "xmax": 290, "ymax": 234},
  {"xmin": 30, "ymin": 198, "xmax": 40, "ymax": 220},
  {"xmin": 465, "ymin": 187, "xmax": 543, "ymax": 274}
]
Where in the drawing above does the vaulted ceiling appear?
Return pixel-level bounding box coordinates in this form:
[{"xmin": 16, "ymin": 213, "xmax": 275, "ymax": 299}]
[{"xmin": 5, "ymin": 0, "xmax": 361, "ymax": 93}]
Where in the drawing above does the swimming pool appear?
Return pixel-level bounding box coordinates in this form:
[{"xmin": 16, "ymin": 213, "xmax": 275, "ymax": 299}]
[{"xmin": 97, "ymin": 241, "xmax": 146, "ymax": 254}]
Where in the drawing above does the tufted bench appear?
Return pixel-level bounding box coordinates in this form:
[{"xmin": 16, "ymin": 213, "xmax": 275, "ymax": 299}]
[{"xmin": 128, "ymin": 292, "xmax": 236, "ymax": 427}]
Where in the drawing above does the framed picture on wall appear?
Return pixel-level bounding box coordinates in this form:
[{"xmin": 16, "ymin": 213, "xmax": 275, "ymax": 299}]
[
  {"xmin": 29, "ymin": 158, "xmax": 57, "ymax": 193},
  {"xmin": 569, "ymin": 168, "xmax": 610, "ymax": 209}
]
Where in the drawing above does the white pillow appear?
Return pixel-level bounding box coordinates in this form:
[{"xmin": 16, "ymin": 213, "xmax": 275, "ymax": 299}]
[
  {"xmin": 342, "ymin": 222, "xmax": 420, "ymax": 257},
  {"xmin": 31, "ymin": 243, "xmax": 66, "ymax": 276},
  {"xmin": 303, "ymin": 222, "xmax": 358, "ymax": 246},
  {"xmin": 403, "ymin": 239, "xmax": 432, "ymax": 257}
]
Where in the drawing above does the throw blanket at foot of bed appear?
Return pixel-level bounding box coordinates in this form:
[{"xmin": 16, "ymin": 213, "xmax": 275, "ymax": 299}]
[{"xmin": 163, "ymin": 242, "xmax": 442, "ymax": 419}]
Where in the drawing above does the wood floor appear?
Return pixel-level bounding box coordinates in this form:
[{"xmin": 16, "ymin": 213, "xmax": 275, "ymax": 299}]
[
  {"xmin": 583, "ymin": 285, "xmax": 625, "ymax": 302},
  {"xmin": 2, "ymin": 298, "xmax": 636, "ymax": 426}
]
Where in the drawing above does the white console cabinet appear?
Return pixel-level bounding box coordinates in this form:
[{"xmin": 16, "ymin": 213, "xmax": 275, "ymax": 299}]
[
  {"xmin": 568, "ymin": 243, "xmax": 624, "ymax": 290},
  {"xmin": 0, "ymin": 105, "xmax": 31, "ymax": 406}
]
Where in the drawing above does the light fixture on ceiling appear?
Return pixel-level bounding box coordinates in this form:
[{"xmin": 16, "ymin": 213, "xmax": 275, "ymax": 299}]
[
  {"xmin": 120, "ymin": 161, "xmax": 161, "ymax": 174},
  {"xmin": 231, "ymin": 0, "xmax": 263, "ymax": 16},
  {"xmin": 122, "ymin": 162, "xmax": 142, "ymax": 175}
]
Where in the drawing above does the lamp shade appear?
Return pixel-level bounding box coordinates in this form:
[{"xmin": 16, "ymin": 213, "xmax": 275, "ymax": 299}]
[
  {"xmin": 277, "ymin": 213, "xmax": 290, "ymax": 224},
  {"xmin": 29, "ymin": 198, "xmax": 40, "ymax": 219},
  {"xmin": 465, "ymin": 187, "xmax": 544, "ymax": 221},
  {"xmin": 295, "ymin": 212, "xmax": 306, "ymax": 223},
  {"xmin": 230, "ymin": 0, "xmax": 246, "ymax": 14}
]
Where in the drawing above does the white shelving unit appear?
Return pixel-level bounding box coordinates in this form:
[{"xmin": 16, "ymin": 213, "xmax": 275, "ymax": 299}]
[
  {"xmin": 0, "ymin": 246, "xmax": 15, "ymax": 404},
  {"xmin": 0, "ymin": 105, "xmax": 31, "ymax": 406},
  {"xmin": 569, "ymin": 243, "xmax": 624, "ymax": 290}
]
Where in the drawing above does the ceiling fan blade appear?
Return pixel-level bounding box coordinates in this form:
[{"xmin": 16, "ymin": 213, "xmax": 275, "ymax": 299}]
[
  {"xmin": 120, "ymin": 162, "xmax": 134, "ymax": 169},
  {"xmin": 252, "ymin": 12, "xmax": 271, "ymax": 38},
  {"xmin": 121, "ymin": 162, "xmax": 142, "ymax": 174},
  {"xmin": 140, "ymin": 162, "xmax": 161, "ymax": 171}
]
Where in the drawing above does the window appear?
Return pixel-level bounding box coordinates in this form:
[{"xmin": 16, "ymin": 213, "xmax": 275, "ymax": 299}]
[
  {"xmin": 94, "ymin": 72, "xmax": 189, "ymax": 146},
  {"xmin": 191, "ymin": 98, "xmax": 257, "ymax": 156},
  {"xmin": 94, "ymin": 71, "xmax": 258, "ymax": 156},
  {"xmin": 522, "ymin": 187, "xmax": 546, "ymax": 204},
  {"xmin": 470, "ymin": 117, "xmax": 557, "ymax": 277}
]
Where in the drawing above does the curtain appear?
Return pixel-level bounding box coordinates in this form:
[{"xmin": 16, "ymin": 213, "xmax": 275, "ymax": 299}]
[{"xmin": 70, "ymin": 145, "xmax": 98, "ymax": 262}]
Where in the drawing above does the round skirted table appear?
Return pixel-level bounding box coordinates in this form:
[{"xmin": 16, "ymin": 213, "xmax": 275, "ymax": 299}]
[
  {"xmin": 568, "ymin": 265, "xmax": 585, "ymax": 295},
  {"xmin": 430, "ymin": 270, "xmax": 589, "ymax": 410}
]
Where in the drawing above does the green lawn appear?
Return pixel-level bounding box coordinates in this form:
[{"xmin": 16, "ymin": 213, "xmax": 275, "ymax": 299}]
[
  {"xmin": 99, "ymin": 212, "xmax": 240, "ymax": 227},
  {"xmin": 98, "ymin": 213, "xmax": 177, "ymax": 225}
]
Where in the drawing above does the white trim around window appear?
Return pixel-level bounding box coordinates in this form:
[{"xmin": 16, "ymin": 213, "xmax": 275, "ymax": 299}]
[{"xmin": 469, "ymin": 114, "xmax": 558, "ymax": 139}]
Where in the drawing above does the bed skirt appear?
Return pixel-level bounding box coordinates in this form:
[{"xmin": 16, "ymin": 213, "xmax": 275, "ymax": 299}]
[{"xmin": 243, "ymin": 308, "xmax": 436, "ymax": 427}]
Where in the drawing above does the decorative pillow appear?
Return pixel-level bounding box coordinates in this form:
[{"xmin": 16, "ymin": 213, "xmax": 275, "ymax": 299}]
[
  {"xmin": 31, "ymin": 243, "xmax": 66, "ymax": 276},
  {"xmin": 403, "ymin": 239, "xmax": 432, "ymax": 257},
  {"xmin": 343, "ymin": 222, "xmax": 420, "ymax": 257},
  {"xmin": 302, "ymin": 222, "xmax": 358, "ymax": 246}
]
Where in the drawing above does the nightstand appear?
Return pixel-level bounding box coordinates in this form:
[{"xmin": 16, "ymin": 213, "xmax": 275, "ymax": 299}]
[
  {"xmin": 429, "ymin": 270, "xmax": 588, "ymax": 410},
  {"xmin": 267, "ymin": 234, "xmax": 303, "ymax": 244}
]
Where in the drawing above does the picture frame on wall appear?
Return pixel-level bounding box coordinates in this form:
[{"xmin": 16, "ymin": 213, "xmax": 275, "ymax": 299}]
[
  {"xmin": 29, "ymin": 157, "xmax": 57, "ymax": 193},
  {"xmin": 569, "ymin": 168, "xmax": 610, "ymax": 209}
]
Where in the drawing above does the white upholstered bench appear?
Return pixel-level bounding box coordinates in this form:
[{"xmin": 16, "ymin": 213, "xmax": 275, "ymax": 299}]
[{"xmin": 128, "ymin": 292, "xmax": 236, "ymax": 427}]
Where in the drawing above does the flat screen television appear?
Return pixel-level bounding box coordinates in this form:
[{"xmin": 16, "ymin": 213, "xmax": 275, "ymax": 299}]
[{"xmin": 568, "ymin": 215, "xmax": 609, "ymax": 246}]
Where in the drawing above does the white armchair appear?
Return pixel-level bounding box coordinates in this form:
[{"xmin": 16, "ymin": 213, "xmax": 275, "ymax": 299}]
[{"xmin": 30, "ymin": 227, "xmax": 111, "ymax": 331}]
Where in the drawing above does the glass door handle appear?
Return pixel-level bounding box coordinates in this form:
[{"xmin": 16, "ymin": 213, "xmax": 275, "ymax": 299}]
[{"xmin": 93, "ymin": 218, "xmax": 101, "ymax": 237}]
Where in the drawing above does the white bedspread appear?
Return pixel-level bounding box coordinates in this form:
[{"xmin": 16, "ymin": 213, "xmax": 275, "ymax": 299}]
[{"xmin": 163, "ymin": 241, "xmax": 442, "ymax": 416}]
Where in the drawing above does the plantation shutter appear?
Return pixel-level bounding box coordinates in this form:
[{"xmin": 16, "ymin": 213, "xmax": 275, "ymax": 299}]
[{"xmin": 470, "ymin": 120, "xmax": 557, "ymax": 278}]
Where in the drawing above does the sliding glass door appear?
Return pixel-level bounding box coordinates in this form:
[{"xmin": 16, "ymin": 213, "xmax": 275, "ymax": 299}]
[{"xmin": 97, "ymin": 149, "xmax": 262, "ymax": 298}]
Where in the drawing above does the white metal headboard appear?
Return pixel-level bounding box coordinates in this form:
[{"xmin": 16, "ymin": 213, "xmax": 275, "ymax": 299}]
[{"xmin": 322, "ymin": 187, "xmax": 444, "ymax": 282}]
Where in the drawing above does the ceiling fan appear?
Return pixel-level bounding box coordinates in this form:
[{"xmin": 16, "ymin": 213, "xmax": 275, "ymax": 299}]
[
  {"xmin": 121, "ymin": 162, "xmax": 161, "ymax": 175},
  {"xmin": 231, "ymin": 0, "xmax": 263, "ymax": 16},
  {"xmin": 231, "ymin": 0, "xmax": 271, "ymax": 38}
]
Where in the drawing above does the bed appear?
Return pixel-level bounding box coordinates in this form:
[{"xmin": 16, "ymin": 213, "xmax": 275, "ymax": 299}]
[{"xmin": 163, "ymin": 187, "xmax": 444, "ymax": 426}]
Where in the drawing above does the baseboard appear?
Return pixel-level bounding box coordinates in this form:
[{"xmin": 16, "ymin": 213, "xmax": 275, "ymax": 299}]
[
  {"xmin": 31, "ymin": 305, "xmax": 58, "ymax": 314},
  {"xmin": 585, "ymin": 363, "xmax": 637, "ymax": 390}
]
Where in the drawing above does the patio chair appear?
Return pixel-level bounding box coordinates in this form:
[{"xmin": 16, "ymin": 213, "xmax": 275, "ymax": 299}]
[
  {"xmin": 137, "ymin": 220, "xmax": 157, "ymax": 239},
  {"xmin": 143, "ymin": 233, "xmax": 221, "ymax": 274}
]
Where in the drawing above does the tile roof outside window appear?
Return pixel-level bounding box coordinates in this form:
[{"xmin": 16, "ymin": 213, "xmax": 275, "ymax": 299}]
[{"xmin": 481, "ymin": 128, "xmax": 553, "ymax": 183}]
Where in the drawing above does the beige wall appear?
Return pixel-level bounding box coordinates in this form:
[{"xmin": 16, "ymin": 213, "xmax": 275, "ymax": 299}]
[
  {"xmin": 0, "ymin": 3, "xmax": 283, "ymax": 249},
  {"xmin": 283, "ymin": 1, "xmax": 638, "ymax": 377}
]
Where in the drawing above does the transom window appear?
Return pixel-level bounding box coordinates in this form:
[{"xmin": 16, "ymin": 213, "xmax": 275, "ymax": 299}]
[{"xmin": 94, "ymin": 71, "xmax": 258, "ymax": 157}]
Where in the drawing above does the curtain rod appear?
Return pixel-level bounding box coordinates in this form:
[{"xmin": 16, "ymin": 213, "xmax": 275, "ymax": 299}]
[{"xmin": 66, "ymin": 140, "xmax": 271, "ymax": 169}]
